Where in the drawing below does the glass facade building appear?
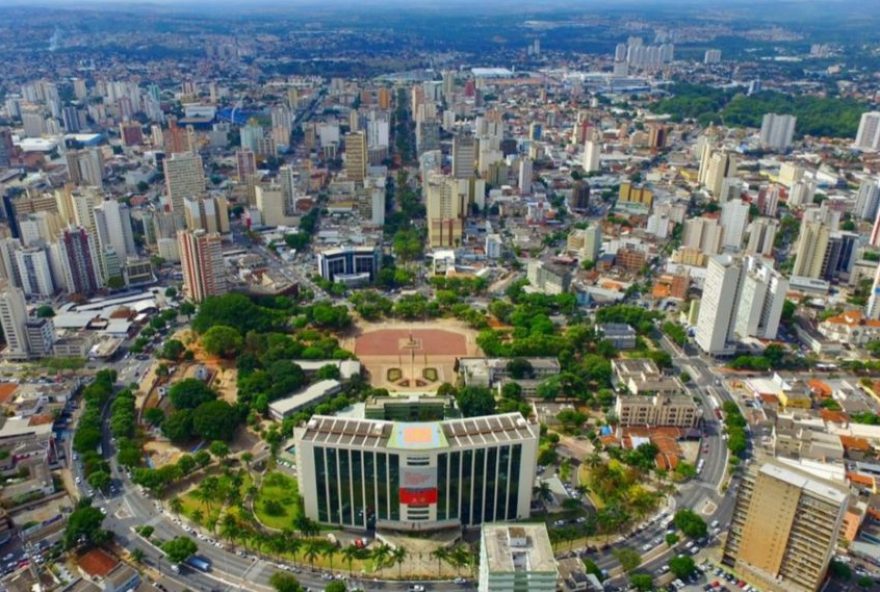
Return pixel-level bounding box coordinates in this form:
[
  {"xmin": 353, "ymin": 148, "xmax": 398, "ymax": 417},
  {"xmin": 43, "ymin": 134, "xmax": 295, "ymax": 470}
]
[{"xmin": 295, "ymin": 413, "xmax": 539, "ymax": 531}]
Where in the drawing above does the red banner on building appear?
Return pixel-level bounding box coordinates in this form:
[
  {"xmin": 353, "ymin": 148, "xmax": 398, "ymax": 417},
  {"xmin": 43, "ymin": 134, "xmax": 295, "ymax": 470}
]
[{"xmin": 399, "ymin": 488, "xmax": 438, "ymax": 505}]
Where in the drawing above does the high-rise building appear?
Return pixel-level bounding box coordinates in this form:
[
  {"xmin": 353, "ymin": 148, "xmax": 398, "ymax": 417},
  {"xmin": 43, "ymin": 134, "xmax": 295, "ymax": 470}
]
[
  {"xmin": 855, "ymin": 111, "xmax": 880, "ymax": 152},
  {"xmin": 235, "ymin": 149, "xmax": 257, "ymax": 182},
  {"xmin": 787, "ymin": 180, "xmax": 816, "ymax": 208},
  {"xmin": 239, "ymin": 121, "xmax": 264, "ymax": 153},
  {"xmin": 823, "ymin": 231, "xmax": 858, "ymax": 282},
  {"xmin": 119, "ymin": 122, "xmax": 144, "ymax": 147},
  {"xmin": 856, "ymin": 179, "xmax": 880, "ymax": 221},
  {"xmin": 58, "ymin": 227, "xmax": 102, "ymax": 296},
  {"xmin": 426, "ymin": 175, "xmax": 466, "ymax": 248},
  {"xmin": 452, "ymin": 134, "xmax": 477, "ymax": 179},
  {"xmin": 479, "ymin": 524, "xmax": 558, "ymax": 592},
  {"xmin": 696, "ymin": 255, "xmax": 787, "ymax": 355},
  {"xmin": 0, "ymin": 282, "xmax": 30, "ymax": 359},
  {"xmin": 0, "ymin": 130, "xmax": 14, "ymax": 167},
  {"xmin": 791, "ymin": 221, "xmax": 830, "ymax": 278},
  {"xmin": 164, "ymin": 153, "xmax": 206, "ymax": 213},
  {"xmin": 701, "ymin": 150, "xmax": 738, "ymax": 198},
  {"xmin": 344, "ymin": 131, "xmax": 367, "ymax": 183},
  {"xmin": 722, "ymin": 460, "xmax": 849, "ymax": 592},
  {"xmin": 0, "ymin": 238, "xmax": 22, "ymax": 287},
  {"xmin": 720, "ymin": 199, "xmax": 750, "ymax": 250},
  {"xmin": 183, "ymin": 196, "xmax": 230, "ymax": 235},
  {"xmin": 760, "ymin": 113, "xmax": 797, "ymax": 151},
  {"xmin": 518, "ymin": 158, "xmax": 533, "ymax": 196},
  {"xmin": 582, "ymin": 134, "xmax": 601, "ymax": 173},
  {"xmin": 279, "ymin": 165, "xmax": 298, "ymax": 217},
  {"xmin": 94, "ymin": 199, "xmax": 136, "ymax": 259},
  {"xmin": 416, "ymin": 120, "xmax": 440, "ymax": 155},
  {"xmin": 682, "ymin": 217, "xmax": 723, "ymax": 255},
  {"xmin": 568, "ymin": 181, "xmax": 590, "ymax": 211},
  {"xmin": 704, "ymin": 49, "xmax": 722, "ymax": 64},
  {"xmin": 734, "ymin": 259, "xmax": 789, "ymax": 341},
  {"xmin": 866, "ymin": 264, "xmax": 880, "ymax": 320},
  {"xmin": 178, "ymin": 229, "xmax": 227, "ymax": 303},
  {"xmin": 25, "ymin": 317, "xmax": 54, "ymax": 358},
  {"xmin": 15, "ymin": 246, "xmax": 54, "ymax": 298},
  {"xmin": 65, "ymin": 148, "xmax": 104, "ymax": 188},
  {"xmin": 746, "ymin": 218, "xmax": 778, "ymax": 257}
]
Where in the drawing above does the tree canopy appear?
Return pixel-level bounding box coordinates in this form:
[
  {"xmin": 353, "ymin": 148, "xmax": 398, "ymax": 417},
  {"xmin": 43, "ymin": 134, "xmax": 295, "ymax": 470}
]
[
  {"xmin": 162, "ymin": 536, "xmax": 198, "ymax": 564},
  {"xmin": 169, "ymin": 379, "xmax": 218, "ymax": 410}
]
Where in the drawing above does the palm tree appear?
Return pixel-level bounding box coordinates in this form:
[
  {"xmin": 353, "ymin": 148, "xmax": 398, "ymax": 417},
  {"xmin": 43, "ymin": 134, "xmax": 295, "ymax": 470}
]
[
  {"xmin": 371, "ymin": 544, "xmax": 392, "ymax": 576},
  {"xmin": 220, "ymin": 514, "xmax": 239, "ymax": 545},
  {"xmin": 342, "ymin": 544, "xmax": 361, "ymax": 576},
  {"xmin": 169, "ymin": 496, "xmax": 183, "ymax": 517},
  {"xmin": 392, "ymin": 546, "xmax": 407, "ymax": 578},
  {"xmin": 131, "ymin": 548, "xmax": 145, "ymax": 563},
  {"xmin": 430, "ymin": 546, "xmax": 450, "ymax": 578},
  {"xmin": 286, "ymin": 537, "xmax": 302, "ymax": 562},
  {"xmin": 206, "ymin": 513, "xmax": 219, "ymax": 534},
  {"xmin": 450, "ymin": 545, "xmax": 471, "ymax": 576},
  {"xmin": 192, "ymin": 509, "xmax": 204, "ymax": 525},
  {"xmin": 324, "ymin": 542, "xmax": 338, "ymax": 572},
  {"xmin": 303, "ymin": 539, "xmax": 323, "ymax": 570},
  {"xmin": 533, "ymin": 481, "xmax": 553, "ymax": 504}
]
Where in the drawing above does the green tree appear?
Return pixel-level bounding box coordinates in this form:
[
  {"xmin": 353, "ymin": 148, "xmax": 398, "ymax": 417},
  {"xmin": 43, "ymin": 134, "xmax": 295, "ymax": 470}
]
[
  {"xmin": 674, "ymin": 509, "xmax": 708, "ymax": 539},
  {"xmin": 64, "ymin": 499, "xmax": 109, "ymax": 549},
  {"xmin": 131, "ymin": 548, "xmax": 145, "ymax": 563},
  {"xmin": 162, "ymin": 536, "xmax": 198, "ymax": 564},
  {"xmin": 209, "ymin": 440, "xmax": 230, "ymax": 460},
  {"xmin": 162, "ymin": 409, "xmax": 194, "ymax": 442},
  {"xmin": 169, "ymin": 379, "xmax": 217, "ymax": 410},
  {"xmin": 36, "ymin": 305, "xmax": 55, "ymax": 318},
  {"xmin": 324, "ymin": 581, "xmax": 347, "ymax": 592},
  {"xmin": 144, "ymin": 407, "xmax": 165, "ymax": 427},
  {"xmin": 456, "ymin": 386, "xmax": 496, "ymax": 417},
  {"xmin": 192, "ymin": 400, "xmax": 240, "ymax": 441},
  {"xmin": 159, "ymin": 339, "xmax": 185, "ymax": 360},
  {"xmin": 87, "ymin": 470, "xmax": 111, "ymax": 492},
  {"xmin": 629, "ymin": 573, "xmax": 653, "ymax": 592},
  {"xmin": 506, "ymin": 357, "xmax": 534, "ymax": 379},
  {"xmin": 665, "ymin": 532, "xmax": 679, "ymax": 546},
  {"xmin": 270, "ymin": 571, "xmax": 304, "ymax": 592},
  {"xmin": 668, "ymin": 555, "xmax": 696, "ymax": 579},
  {"xmin": 613, "ymin": 547, "xmax": 641, "ymax": 573},
  {"xmin": 202, "ymin": 325, "xmax": 244, "ymax": 358}
]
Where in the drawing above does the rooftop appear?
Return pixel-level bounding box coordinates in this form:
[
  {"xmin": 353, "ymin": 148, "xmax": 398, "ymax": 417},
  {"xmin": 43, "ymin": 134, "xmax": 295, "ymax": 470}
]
[
  {"xmin": 760, "ymin": 459, "xmax": 849, "ymax": 505},
  {"xmin": 481, "ymin": 523, "xmax": 557, "ymax": 574},
  {"xmin": 298, "ymin": 412, "xmax": 537, "ymax": 450}
]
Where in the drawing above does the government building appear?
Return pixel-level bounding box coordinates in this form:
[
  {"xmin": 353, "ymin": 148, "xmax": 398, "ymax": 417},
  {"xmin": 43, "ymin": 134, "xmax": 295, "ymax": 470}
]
[{"xmin": 294, "ymin": 412, "xmax": 539, "ymax": 531}]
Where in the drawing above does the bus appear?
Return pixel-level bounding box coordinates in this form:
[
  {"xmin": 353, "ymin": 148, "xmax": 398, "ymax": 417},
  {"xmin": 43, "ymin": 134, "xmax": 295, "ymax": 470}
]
[{"xmin": 185, "ymin": 556, "xmax": 212, "ymax": 572}]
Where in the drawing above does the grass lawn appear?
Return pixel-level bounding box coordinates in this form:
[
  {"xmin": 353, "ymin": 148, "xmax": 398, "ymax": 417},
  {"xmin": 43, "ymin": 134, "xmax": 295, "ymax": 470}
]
[
  {"xmin": 577, "ymin": 465, "xmax": 606, "ymax": 510},
  {"xmin": 254, "ymin": 471, "xmax": 301, "ymax": 529},
  {"xmin": 179, "ymin": 471, "xmax": 253, "ymax": 521}
]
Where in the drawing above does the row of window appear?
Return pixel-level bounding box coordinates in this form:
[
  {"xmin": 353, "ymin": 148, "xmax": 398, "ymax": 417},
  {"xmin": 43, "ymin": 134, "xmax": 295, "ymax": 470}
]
[{"xmin": 312, "ymin": 444, "xmax": 523, "ymax": 528}]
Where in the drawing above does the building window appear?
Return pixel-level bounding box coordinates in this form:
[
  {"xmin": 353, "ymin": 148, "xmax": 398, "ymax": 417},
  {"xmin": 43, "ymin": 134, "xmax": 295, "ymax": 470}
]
[
  {"xmin": 377, "ymin": 453, "xmax": 388, "ymax": 520},
  {"xmin": 473, "ymin": 449, "xmax": 485, "ymax": 525},
  {"xmin": 484, "ymin": 447, "xmax": 497, "ymax": 523},
  {"xmin": 460, "ymin": 449, "xmax": 473, "ymax": 525},
  {"xmin": 508, "ymin": 444, "xmax": 521, "ymax": 520},
  {"xmin": 326, "ymin": 448, "xmax": 340, "ymax": 524},
  {"xmin": 449, "ymin": 451, "xmax": 460, "ymax": 520},
  {"xmin": 364, "ymin": 451, "xmax": 376, "ymax": 528},
  {"xmin": 496, "ymin": 445, "xmax": 510, "ymax": 521},
  {"xmin": 437, "ymin": 453, "xmax": 448, "ymax": 521},
  {"xmin": 314, "ymin": 447, "xmax": 328, "ymax": 523},
  {"xmin": 389, "ymin": 454, "xmax": 400, "ymax": 521}
]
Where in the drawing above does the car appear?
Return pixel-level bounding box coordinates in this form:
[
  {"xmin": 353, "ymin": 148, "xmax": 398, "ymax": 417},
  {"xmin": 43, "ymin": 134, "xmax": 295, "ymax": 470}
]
[
  {"xmin": 408, "ymin": 587, "xmax": 425, "ymax": 592},
  {"xmin": 454, "ymin": 577, "xmax": 468, "ymax": 584}
]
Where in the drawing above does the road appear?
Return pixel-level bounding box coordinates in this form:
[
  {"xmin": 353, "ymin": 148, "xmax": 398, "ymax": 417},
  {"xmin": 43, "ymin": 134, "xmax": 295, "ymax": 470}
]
[{"xmin": 592, "ymin": 338, "xmax": 746, "ymax": 587}]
